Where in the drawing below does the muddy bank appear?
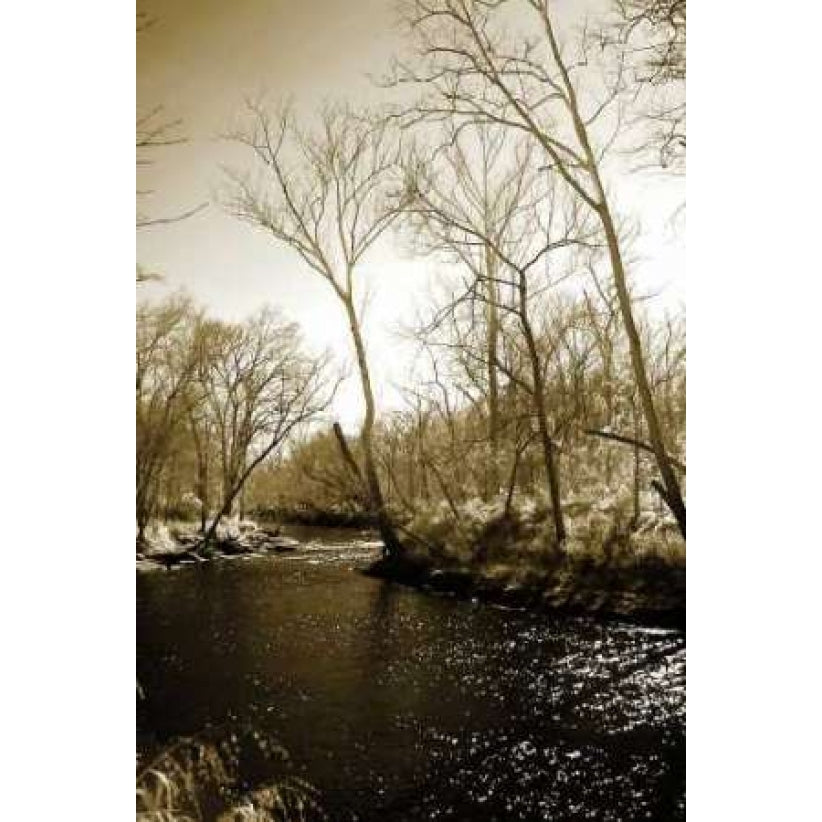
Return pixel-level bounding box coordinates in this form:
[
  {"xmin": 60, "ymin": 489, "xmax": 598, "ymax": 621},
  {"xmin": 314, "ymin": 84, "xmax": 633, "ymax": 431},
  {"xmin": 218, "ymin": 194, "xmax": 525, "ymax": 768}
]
[{"xmin": 366, "ymin": 553, "xmax": 685, "ymax": 630}]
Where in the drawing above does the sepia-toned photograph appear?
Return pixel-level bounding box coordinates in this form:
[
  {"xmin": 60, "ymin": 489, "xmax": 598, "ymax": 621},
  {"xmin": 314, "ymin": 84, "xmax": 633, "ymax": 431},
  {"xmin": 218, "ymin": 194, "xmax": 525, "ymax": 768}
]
[{"xmin": 136, "ymin": 1, "xmax": 685, "ymax": 819}]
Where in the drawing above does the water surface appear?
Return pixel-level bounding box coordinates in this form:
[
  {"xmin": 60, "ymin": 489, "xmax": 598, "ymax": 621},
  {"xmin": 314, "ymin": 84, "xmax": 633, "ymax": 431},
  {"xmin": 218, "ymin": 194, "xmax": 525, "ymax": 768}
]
[{"xmin": 137, "ymin": 526, "xmax": 685, "ymax": 820}]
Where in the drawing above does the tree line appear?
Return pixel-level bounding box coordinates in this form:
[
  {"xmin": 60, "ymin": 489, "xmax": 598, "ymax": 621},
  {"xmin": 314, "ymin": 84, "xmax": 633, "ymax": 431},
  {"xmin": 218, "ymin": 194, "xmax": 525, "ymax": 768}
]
[
  {"xmin": 136, "ymin": 298, "xmax": 334, "ymax": 547},
  {"xmin": 138, "ymin": 0, "xmax": 686, "ymax": 554}
]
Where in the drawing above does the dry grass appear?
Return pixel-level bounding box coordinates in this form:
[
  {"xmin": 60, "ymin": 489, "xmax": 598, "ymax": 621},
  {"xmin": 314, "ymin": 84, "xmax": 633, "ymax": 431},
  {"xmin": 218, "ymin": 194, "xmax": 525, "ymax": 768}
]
[
  {"xmin": 402, "ymin": 493, "xmax": 685, "ymax": 572},
  {"xmin": 136, "ymin": 727, "xmax": 325, "ymax": 822}
]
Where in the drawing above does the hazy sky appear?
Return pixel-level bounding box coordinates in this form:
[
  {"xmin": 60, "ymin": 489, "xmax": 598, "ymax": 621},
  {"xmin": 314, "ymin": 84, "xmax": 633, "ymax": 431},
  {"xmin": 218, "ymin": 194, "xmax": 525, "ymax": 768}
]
[{"xmin": 137, "ymin": 0, "xmax": 685, "ymax": 429}]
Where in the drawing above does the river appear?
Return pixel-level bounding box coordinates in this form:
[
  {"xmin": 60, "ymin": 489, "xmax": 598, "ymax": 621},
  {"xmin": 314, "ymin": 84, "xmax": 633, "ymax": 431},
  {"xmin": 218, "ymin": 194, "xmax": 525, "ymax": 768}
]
[{"xmin": 137, "ymin": 526, "xmax": 685, "ymax": 821}]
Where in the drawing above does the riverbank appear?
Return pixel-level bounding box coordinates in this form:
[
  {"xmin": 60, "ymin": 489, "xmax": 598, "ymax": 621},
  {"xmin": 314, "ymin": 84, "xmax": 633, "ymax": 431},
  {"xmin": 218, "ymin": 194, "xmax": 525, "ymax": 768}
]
[
  {"xmin": 137, "ymin": 510, "xmax": 685, "ymax": 629},
  {"xmin": 136, "ymin": 519, "xmax": 300, "ymax": 571},
  {"xmin": 365, "ymin": 498, "xmax": 685, "ymax": 629},
  {"xmin": 367, "ymin": 551, "xmax": 685, "ymax": 629}
]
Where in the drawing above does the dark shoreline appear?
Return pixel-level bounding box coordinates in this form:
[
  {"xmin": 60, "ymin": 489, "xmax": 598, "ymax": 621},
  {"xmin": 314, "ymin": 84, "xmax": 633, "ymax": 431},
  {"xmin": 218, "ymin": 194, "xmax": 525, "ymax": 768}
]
[
  {"xmin": 254, "ymin": 509, "xmax": 379, "ymax": 529},
  {"xmin": 365, "ymin": 553, "xmax": 685, "ymax": 631},
  {"xmin": 137, "ymin": 519, "xmax": 685, "ymax": 631}
]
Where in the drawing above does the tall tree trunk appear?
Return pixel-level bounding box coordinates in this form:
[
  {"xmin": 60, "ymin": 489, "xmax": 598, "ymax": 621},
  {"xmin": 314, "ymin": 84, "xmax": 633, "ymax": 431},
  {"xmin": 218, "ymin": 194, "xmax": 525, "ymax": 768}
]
[
  {"xmin": 199, "ymin": 455, "xmax": 209, "ymax": 533},
  {"xmin": 343, "ymin": 297, "xmax": 404, "ymax": 558},
  {"xmin": 137, "ymin": 517, "xmax": 148, "ymax": 549},
  {"xmin": 188, "ymin": 413, "xmax": 210, "ymax": 533},
  {"xmin": 484, "ymin": 245, "xmax": 501, "ymax": 499},
  {"xmin": 599, "ymin": 213, "xmax": 686, "ymax": 537},
  {"xmin": 522, "ymin": 323, "xmax": 567, "ymax": 544},
  {"xmin": 632, "ymin": 398, "xmax": 641, "ymax": 528},
  {"xmin": 541, "ymin": 6, "xmax": 686, "ymax": 538}
]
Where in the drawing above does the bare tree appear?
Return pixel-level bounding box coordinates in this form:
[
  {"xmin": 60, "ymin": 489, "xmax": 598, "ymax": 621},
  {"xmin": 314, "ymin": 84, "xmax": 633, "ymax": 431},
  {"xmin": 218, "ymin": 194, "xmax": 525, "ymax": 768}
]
[
  {"xmin": 136, "ymin": 297, "xmax": 203, "ymax": 545},
  {"xmin": 390, "ymin": 0, "xmax": 686, "ymax": 537},
  {"xmin": 610, "ymin": 0, "xmax": 686, "ymax": 171},
  {"xmin": 402, "ymin": 124, "xmax": 513, "ymax": 498},
  {"xmin": 198, "ymin": 311, "xmax": 337, "ymax": 548},
  {"xmin": 224, "ymin": 101, "xmax": 410, "ymax": 557},
  {"xmin": 403, "ymin": 126, "xmax": 600, "ymax": 543}
]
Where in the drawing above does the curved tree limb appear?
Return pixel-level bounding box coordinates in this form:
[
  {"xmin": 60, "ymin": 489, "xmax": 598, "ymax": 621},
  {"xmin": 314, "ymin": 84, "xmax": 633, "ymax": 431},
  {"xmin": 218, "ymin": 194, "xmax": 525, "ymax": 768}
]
[{"xmin": 585, "ymin": 428, "xmax": 685, "ymax": 474}]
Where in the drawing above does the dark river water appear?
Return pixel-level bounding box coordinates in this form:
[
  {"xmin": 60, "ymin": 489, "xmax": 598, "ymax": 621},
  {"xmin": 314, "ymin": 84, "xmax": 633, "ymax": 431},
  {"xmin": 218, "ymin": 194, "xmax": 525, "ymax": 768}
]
[{"xmin": 137, "ymin": 526, "xmax": 685, "ymax": 821}]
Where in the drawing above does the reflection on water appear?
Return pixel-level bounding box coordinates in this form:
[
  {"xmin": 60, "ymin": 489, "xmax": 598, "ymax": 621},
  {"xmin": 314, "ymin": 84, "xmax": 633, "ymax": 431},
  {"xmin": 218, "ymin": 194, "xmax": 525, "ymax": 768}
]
[{"xmin": 137, "ymin": 526, "xmax": 685, "ymax": 821}]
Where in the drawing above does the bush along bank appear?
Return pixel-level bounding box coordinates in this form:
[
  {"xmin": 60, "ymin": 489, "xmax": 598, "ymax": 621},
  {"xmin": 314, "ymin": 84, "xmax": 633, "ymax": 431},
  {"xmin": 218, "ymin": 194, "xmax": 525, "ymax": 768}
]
[
  {"xmin": 252, "ymin": 505, "xmax": 379, "ymax": 529},
  {"xmin": 366, "ymin": 496, "xmax": 685, "ymax": 630}
]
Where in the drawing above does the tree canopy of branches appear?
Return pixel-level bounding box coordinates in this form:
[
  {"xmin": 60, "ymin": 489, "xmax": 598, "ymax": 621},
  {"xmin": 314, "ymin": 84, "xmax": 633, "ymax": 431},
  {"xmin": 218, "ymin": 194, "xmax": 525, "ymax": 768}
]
[
  {"xmin": 136, "ymin": 296, "xmax": 203, "ymax": 541},
  {"xmin": 197, "ymin": 308, "xmax": 335, "ymax": 546},
  {"xmin": 265, "ymin": 287, "xmax": 684, "ymax": 550},
  {"xmin": 136, "ymin": 296, "xmax": 334, "ymax": 548},
  {"xmin": 401, "ymin": 120, "xmax": 603, "ymax": 542},
  {"xmin": 388, "ymin": 0, "xmax": 686, "ymax": 537},
  {"xmin": 136, "ymin": 7, "xmax": 207, "ymax": 244},
  {"xmin": 610, "ymin": 0, "xmax": 686, "ymax": 171}
]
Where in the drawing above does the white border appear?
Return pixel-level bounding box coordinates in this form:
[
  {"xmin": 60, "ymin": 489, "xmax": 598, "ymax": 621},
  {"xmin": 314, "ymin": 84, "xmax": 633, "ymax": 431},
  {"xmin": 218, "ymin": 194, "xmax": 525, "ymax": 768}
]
[{"xmin": 2, "ymin": 1, "xmax": 821, "ymax": 819}]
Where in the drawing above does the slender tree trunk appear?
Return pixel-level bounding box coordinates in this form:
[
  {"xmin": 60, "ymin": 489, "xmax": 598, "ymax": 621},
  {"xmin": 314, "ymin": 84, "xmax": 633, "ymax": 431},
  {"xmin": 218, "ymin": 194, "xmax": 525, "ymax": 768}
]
[
  {"xmin": 599, "ymin": 212, "xmax": 685, "ymax": 537},
  {"xmin": 199, "ymin": 455, "xmax": 209, "ymax": 533},
  {"xmin": 332, "ymin": 421, "xmax": 369, "ymax": 510},
  {"xmin": 513, "ymin": 265, "xmax": 566, "ymax": 543},
  {"xmin": 522, "ymin": 323, "xmax": 567, "ymax": 544},
  {"xmin": 484, "ymin": 245, "xmax": 501, "ymax": 499},
  {"xmin": 137, "ymin": 518, "xmax": 147, "ymax": 549},
  {"xmin": 632, "ymin": 399, "xmax": 641, "ymax": 528},
  {"xmin": 539, "ymin": 7, "xmax": 686, "ymax": 538},
  {"xmin": 602, "ymin": 351, "xmax": 614, "ymax": 484},
  {"xmin": 532, "ymin": 379, "xmax": 566, "ymax": 544},
  {"xmin": 503, "ymin": 433, "xmax": 527, "ymax": 519},
  {"xmin": 188, "ymin": 414, "xmax": 210, "ymax": 533},
  {"xmin": 407, "ymin": 440, "xmax": 416, "ymax": 502},
  {"xmin": 417, "ymin": 417, "xmax": 430, "ymax": 502},
  {"xmin": 343, "ymin": 297, "xmax": 404, "ymax": 558},
  {"xmin": 199, "ymin": 434, "xmax": 289, "ymax": 549}
]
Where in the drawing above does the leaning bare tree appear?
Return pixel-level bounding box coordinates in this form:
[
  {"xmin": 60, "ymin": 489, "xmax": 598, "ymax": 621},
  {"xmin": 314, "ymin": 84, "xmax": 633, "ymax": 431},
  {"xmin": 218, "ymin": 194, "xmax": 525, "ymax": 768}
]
[
  {"xmin": 390, "ymin": 0, "xmax": 686, "ymax": 537},
  {"xmin": 224, "ymin": 101, "xmax": 409, "ymax": 557}
]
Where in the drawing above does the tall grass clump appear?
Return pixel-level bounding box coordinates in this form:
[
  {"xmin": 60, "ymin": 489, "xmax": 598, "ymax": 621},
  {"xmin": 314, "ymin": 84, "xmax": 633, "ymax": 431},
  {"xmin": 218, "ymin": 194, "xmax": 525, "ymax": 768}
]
[{"xmin": 136, "ymin": 726, "xmax": 325, "ymax": 822}]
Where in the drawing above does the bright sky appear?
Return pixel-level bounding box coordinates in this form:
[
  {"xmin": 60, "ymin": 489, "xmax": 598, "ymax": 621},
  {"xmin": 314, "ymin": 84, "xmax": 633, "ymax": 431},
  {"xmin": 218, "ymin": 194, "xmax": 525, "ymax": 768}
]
[{"xmin": 137, "ymin": 0, "xmax": 685, "ymax": 430}]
